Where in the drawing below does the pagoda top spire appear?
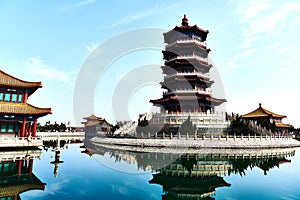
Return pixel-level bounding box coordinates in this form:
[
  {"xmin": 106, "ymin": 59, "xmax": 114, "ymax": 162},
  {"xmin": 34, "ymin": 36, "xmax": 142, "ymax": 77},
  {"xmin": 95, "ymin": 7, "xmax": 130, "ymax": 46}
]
[{"xmin": 181, "ymin": 14, "xmax": 189, "ymax": 26}]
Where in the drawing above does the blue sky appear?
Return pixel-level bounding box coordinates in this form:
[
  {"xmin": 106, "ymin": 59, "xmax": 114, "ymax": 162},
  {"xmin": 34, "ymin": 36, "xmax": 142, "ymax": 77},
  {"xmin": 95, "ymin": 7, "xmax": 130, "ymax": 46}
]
[{"xmin": 1, "ymin": 0, "xmax": 300, "ymax": 127}]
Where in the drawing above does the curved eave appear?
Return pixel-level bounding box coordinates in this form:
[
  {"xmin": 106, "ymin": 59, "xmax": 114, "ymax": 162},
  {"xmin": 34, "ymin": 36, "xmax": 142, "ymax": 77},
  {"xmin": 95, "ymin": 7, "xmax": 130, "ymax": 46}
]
[
  {"xmin": 166, "ymin": 43, "xmax": 209, "ymax": 52},
  {"xmin": 165, "ymin": 59, "xmax": 212, "ymax": 69},
  {"xmin": 242, "ymin": 106, "xmax": 286, "ymax": 119},
  {"xmin": 164, "ymin": 25, "xmax": 209, "ymax": 43},
  {"xmin": 0, "ymin": 102, "xmax": 52, "ymax": 116},
  {"xmin": 205, "ymin": 96, "xmax": 227, "ymax": 105},
  {"xmin": 275, "ymin": 123, "xmax": 293, "ymax": 128},
  {"xmin": 0, "ymin": 174, "xmax": 45, "ymax": 197},
  {"xmin": 163, "ymin": 74, "xmax": 212, "ymax": 82},
  {"xmin": 161, "ymin": 78, "xmax": 214, "ymax": 88},
  {"xmin": 151, "ymin": 95, "xmax": 226, "ymax": 105},
  {"xmin": 0, "ymin": 70, "xmax": 42, "ymax": 96},
  {"xmin": 150, "ymin": 96, "xmax": 176, "ymax": 105}
]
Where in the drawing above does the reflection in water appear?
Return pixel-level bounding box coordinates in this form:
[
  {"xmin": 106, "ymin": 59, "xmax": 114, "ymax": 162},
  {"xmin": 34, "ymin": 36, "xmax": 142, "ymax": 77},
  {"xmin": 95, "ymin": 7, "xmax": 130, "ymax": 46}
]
[
  {"xmin": 84, "ymin": 141, "xmax": 295, "ymax": 199},
  {"xmin": 50, "ymin": 150, "xmax": 64, "ymax": 178},
  {"xmin": 44, "ymin": 139, "xmax": 67, "ymax": 178},
  {"xmin": 0, "ymin": 149, "xmax": 45, "ymax": 200}
]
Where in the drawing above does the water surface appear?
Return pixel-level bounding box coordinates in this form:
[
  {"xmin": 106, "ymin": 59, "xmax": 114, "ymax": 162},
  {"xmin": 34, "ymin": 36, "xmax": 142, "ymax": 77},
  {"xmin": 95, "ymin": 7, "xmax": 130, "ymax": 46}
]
[{"xmin": 4, "ymin": 143, "xmax": 300, "ymax": 200}]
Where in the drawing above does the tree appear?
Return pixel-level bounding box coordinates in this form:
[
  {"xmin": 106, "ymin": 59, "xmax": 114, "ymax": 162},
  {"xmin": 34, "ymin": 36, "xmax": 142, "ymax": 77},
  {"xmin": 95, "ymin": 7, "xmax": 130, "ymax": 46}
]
[
  {"xmin": 178, "ymin": 116, "xmax": 196, "ymax": 135},
  {"xmin": 229, "ymin": 114, "xmax": 249, "ymax": 135}
]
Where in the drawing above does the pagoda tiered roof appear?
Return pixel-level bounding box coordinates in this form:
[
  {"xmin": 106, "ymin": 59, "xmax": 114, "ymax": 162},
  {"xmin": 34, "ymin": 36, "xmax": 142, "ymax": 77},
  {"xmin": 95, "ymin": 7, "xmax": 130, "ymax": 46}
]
[
  {"xmin": 165, "ymin": 42, "xmax": 210, "ymax": 53},
  {"xmin": 0, "ymin": 70, "xmax": 42, "ymax": 96},
  {"xmin": 150, "ymin": 94, "xmax": 226, "ymax": 106},
  {"xmin": 242, "ymin": 103, "xmax": 286, "ymax": 119},
  {"xmin": 149, "ymin": 173, "xmax": 230, "ymax": 196},
  {"xmin": 0, "ymin": 102, "xmax": 52, "ymax": 116},
  {"xmin": 164, "ymin": 59, "xmax": 212, "ymax": 74},
  {"xmin": 162, "ymin": 75, "xmax": 213, "ymax": 84},
  {"xmin": 164, "ymin": 15, "xmax": 209, "ymax": 43}
]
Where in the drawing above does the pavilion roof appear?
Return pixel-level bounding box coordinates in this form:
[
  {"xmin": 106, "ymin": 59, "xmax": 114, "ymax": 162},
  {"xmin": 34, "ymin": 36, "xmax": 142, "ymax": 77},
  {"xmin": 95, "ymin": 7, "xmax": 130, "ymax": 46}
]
[
  {"xmin": 83, "ymin": 114, "xmax": 102, "ymax": 121},
  {"xmin": 0, "ymin": 70, "xmax": 42, "ymax": 96},
  {"xmin": 83, "ymin": 114, "xmax": 112, "ymax": 127},
  {"xmin": 242, "ymin": 103, "xmax": 286, "ymax": 119},
  {"xmin": 275, "ymin": 123, "xmax": 293, "ymax": 128},
  {"xmin": 0, "ymin": 174, "xmax": 45, "ymax": 197},
  {"xmin": 0, "ymin": 102, "xmax": 52, "ymax": 116}
]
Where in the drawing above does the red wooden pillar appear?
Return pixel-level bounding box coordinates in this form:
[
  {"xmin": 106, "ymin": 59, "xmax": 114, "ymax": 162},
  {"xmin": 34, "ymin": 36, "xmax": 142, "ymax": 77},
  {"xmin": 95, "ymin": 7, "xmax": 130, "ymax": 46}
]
[
  {"xmin": 27, "ymin": 122, "xmax": 31, "ymax": 137},
  {"xmin": 21, "ymin": 118, "xmax": 26, "ymax": 138},
  {"xmin": 29, "ymin": 159, "xmax": 33, "ymax": 177},
  {"xmin": 23, "ymin": 92, "xmax": 28, "ymax": 103},
  {"xmin": 17, "ymin": 160, "xmax": 23, "ymax": 177},
  {"xmin": 32, "ymin": 119, "xmax": 37, "ymax": 137}
]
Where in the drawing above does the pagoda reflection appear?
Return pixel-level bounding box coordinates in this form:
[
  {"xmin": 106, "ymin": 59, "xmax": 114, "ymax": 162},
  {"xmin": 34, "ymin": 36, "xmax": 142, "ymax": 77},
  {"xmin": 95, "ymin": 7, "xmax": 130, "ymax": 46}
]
[
  {"xmin": 84, "ymin": 141, "xmax": 295, "ymax": 199},
  {"xmin": 0, "ymin": 149, "xmax": 45, "ymax": 199}
]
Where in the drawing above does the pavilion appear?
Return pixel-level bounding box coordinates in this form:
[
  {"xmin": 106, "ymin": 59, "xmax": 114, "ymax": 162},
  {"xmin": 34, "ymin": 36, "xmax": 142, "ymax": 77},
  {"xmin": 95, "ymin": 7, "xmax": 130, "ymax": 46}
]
[
  {"xmin": 242, "ymin": 103, "xmax": 293, "ymax": 134},
  {"xmin": 82, "ymin": 114, "xmax": 112, "ymax": 137}
]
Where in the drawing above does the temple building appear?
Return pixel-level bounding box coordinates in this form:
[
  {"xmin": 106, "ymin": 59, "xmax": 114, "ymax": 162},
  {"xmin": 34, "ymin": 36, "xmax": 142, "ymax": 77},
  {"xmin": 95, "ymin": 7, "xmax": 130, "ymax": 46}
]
[
  {"xmin": 0, "ymin": 70, "xmax": 51, "ymax": 147},
  {"xmin": 242, "ymin": 103, "xmax": 293, "ymax": 134},
  {"xmin": 82, "ymin": 114, "xmax": 112, "ymax": 137},
  {"xmin": 0, "ymin": 149, "xmax": 45, "ymax": 199},
  {"xmin": 150, "ymin": 15, "xmax": 227, "ymax": 132}
]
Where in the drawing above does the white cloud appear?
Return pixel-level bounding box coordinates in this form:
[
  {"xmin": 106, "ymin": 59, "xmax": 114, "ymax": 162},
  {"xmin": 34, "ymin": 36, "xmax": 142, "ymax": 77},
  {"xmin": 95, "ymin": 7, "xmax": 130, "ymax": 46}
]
[
  {"xmin": 110, "ymin": 5, "xmax": 162, "ymax": 28},
  {"xmin": 236, "ymin": 36, "xmax": 259, "ymax": 50},
  {"xmin": 237, "ymin": 1, "xmax": 300, "ymax": 36},
  {"xmin": 86, "ymin": 42, "xmax": 99, "ymax": 53},
  {"xmin": 243, "ymin": 48, "xmax": 256, "ymax": 57},
  {"xmin": 292, "ymin": 14, "xmax": 300, "ymax": 25},
  {"xmin": 27, "ymin": 57, "xmax": 75, "ymax": 84},
  {"xmin": 60, "ymin": 0, "xmax": 96, "ymax": 11},
  {"xmin": 220, "ymin": 55, "xmax": 240, "ymax": 73},
  {"xmin": 236, "ymin": 0, "xmax": 272, "ymax": 23}
]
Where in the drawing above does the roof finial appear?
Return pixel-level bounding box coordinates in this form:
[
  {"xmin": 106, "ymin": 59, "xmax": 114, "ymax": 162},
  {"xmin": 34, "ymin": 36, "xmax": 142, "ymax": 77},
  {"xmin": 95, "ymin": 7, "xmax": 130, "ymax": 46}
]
[
  {"xmin": 181, "ymin": 14, "xmax": 189, "ymax": 26},
  {"xmin": 259, "ymin": 103, "xmax": 261, "ymax": 108}
]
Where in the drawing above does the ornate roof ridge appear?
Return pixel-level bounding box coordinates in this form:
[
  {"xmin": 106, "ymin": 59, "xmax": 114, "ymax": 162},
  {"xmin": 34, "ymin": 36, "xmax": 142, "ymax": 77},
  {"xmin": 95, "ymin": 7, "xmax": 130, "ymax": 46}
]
[
  {"xmin": 0, "ymin": 70, "xmax": 42, "ymax": 88},
  {"xmin": 242, "ymin": 103, "xmax": 286, "ymax": 118},
  {"xmin": 0, "ymin": 102, "xmax": 52, "ymax": 115}
]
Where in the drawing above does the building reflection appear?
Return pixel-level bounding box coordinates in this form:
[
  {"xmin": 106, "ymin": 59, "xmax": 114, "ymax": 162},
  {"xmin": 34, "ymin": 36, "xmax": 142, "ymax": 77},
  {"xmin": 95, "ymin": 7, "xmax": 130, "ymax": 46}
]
[
  {"xmin": 50, "ymin": 150, "xmax": 64, "ymax": 178},
  {"xmin": 84, "ymin": 140, "xmax": 295, "ymax": 199},
  {"xmin": 0, "ymin": 149, "xmax": 45, "ymax": 199}
]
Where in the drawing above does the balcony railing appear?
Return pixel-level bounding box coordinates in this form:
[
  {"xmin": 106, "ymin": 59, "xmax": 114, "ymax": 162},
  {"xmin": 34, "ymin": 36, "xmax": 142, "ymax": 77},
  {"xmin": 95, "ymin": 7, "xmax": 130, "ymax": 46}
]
[
  {"xmin": 151, "ymin": 112, "xmax": 228, "ymax": 125},
  {"xmin": 166, "ymin": 54, "xmax": 208, "ymax": 64},
  {"xmin": 166, "ymin": 38, "xmax": 207, "ymax": 48},
  {"xmin": 163, "ymin": 89, "xmax": 212, "ymax": 96},
  {"xmin": 167, "ymin": 72, "xmax": 210, "ymax": 78}
]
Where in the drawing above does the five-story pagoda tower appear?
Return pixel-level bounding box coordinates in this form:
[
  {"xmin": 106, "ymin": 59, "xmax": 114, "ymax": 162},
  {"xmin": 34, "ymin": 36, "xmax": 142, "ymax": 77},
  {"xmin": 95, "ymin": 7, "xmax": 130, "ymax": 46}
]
[{"xmin": 150, "ymin": 15, "xmax": 227, "ymax": 131}]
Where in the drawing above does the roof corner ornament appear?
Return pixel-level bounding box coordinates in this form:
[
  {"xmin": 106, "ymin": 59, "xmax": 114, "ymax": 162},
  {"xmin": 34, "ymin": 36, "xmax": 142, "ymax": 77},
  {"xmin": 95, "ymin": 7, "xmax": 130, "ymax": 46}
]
[{"xmin": 181, "ymin": 14, "xmax": 189, "ymax": 26}]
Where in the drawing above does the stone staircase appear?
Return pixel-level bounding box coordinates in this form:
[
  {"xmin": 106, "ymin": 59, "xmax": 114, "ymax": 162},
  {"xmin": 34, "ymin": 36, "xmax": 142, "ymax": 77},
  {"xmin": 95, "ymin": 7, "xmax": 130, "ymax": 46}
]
[
  {"xmin": 247, "ymin": 120, "xmax": 273, "ymax": 136},
  {"xmin": 114, "ymin": 121, "xmax": 137, "ymax": 136},
  {"xmin": 229, "ymin": 113, "xmax": 274, "ymax": 136}
]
